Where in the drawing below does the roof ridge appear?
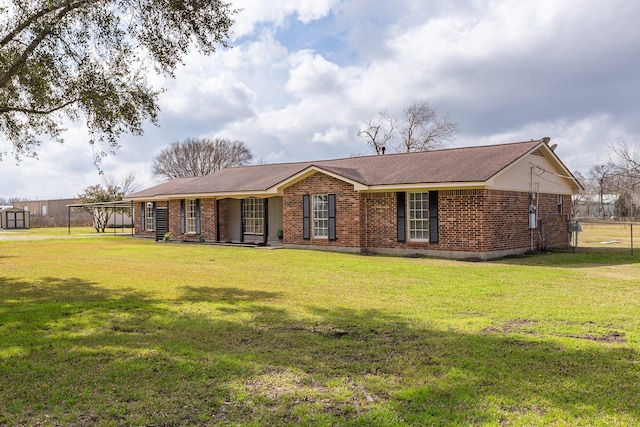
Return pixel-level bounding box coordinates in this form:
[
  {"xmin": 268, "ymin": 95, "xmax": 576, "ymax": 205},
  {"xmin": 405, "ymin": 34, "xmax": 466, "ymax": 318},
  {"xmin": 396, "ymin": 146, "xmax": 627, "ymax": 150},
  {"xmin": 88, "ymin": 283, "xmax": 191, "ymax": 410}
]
[{"xmin": 236, "ymin": 138, "xmax": 546, "ymax": 168}]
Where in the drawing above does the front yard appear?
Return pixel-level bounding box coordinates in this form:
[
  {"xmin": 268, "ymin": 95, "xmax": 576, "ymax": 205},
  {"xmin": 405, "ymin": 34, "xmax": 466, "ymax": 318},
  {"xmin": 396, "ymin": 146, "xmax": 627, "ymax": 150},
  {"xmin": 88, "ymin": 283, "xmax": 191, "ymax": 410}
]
[{"xmin": 1, "ymin": 232, "xmax": 639, "ymax": 425}]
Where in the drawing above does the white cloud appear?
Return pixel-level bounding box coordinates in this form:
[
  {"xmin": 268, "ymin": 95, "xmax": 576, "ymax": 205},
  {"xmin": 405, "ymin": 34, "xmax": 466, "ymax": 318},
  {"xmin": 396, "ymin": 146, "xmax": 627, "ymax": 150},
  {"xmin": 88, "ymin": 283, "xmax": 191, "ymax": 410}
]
[
  {"xmin": 286, "ymin": 51, "xmax": 347, "ymax": 97},
  {"xmin": 231, "ymin": 0, "xmax": 339, "ymax": 37},
  {"xmin": 312, "ymin": 126, "xmax": 349, "ymax": 145}
]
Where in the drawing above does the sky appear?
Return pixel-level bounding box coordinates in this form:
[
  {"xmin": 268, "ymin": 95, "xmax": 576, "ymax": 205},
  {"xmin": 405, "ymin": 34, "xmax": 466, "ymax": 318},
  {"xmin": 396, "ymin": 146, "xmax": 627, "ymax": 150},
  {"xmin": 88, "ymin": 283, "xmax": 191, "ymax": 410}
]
[{"xmin": 2, "ymin": 0, "xmax": 640, "ymax": 200}]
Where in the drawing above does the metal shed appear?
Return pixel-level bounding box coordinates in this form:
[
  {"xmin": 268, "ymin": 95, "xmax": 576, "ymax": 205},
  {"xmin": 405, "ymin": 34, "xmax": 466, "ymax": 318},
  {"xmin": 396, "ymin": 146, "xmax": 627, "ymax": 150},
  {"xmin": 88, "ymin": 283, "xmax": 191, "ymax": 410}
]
[{"xmin": 0, "ymin": 206, "xmax": 30, "ymax": 229}]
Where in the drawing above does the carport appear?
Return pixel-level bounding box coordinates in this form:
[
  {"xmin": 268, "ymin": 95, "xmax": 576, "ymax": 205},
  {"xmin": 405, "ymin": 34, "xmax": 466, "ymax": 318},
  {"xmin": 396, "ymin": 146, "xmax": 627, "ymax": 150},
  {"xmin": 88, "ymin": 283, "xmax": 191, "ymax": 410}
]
[{"xmin": 67, "ymin": 201, "xmax": 135, "ymax": 235}]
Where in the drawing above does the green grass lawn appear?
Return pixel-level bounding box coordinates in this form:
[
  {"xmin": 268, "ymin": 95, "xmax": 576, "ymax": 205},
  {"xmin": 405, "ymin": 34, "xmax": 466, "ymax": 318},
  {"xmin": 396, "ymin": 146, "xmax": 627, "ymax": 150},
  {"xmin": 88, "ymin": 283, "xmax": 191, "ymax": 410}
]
[
  {"xmin": 1, "ymin": 232, "xmax": 639, "ymax": 426},
  {"xmin": 576, "ymin": 222, "xmax": 639, "ymax": 250}
]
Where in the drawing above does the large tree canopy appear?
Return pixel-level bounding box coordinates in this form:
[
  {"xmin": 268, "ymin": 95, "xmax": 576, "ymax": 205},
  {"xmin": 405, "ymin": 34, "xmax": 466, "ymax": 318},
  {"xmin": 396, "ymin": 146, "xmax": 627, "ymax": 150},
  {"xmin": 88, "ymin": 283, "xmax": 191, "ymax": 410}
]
[
  {"xmin": 152, "ymin": 137, "xmax": 254, "ymax": 180},
  {"xmin": 0, "ymin": 0, "xmax": 237, "ymax": 162}
]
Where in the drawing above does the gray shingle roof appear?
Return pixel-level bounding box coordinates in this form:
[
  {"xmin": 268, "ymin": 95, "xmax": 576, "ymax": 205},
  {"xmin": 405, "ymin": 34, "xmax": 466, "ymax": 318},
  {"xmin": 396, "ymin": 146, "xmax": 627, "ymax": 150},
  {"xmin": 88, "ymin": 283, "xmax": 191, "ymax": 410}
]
[{"xmin": 127, "ymin": 140, "xmax": 548, "ymax": 199}]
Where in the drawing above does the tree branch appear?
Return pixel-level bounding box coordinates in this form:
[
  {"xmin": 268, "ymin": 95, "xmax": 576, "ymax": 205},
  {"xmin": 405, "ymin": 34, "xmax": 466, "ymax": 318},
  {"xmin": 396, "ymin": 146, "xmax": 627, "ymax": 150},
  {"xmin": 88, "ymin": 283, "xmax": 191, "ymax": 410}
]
[
  {"xmin": 0, "ymin": 98, "xmax": 80, "ymax": 115},
  {"xmin": 0, "ymin": 0, "xmax": 93, "ymax": 89}
]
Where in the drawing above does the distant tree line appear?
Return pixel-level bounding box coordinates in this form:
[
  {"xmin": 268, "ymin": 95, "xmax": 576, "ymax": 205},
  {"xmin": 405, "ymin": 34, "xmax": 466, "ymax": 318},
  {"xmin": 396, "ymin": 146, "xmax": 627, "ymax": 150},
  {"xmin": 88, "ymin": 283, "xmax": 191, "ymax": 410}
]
[
  {"xmin": 152, "ymin": 137, "xmax": 253, "ymax": 181},
  {"xmin": 573, "ymin": 141, "xmax": 640, "ymax": 219}
]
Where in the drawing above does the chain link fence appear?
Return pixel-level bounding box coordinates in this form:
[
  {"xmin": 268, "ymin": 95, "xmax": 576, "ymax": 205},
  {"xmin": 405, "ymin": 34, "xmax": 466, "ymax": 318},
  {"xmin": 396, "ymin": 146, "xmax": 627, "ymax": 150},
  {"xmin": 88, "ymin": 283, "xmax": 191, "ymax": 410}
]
[{"xmin": 570, "ymin": 218, "xmax": 637, "ymax": 255}]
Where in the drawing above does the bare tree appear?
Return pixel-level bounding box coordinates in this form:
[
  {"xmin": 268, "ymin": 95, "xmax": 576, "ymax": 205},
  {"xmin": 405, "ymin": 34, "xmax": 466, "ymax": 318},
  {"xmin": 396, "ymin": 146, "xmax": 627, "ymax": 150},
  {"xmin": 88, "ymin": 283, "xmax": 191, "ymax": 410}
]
[
  {"xmin": 103, "ymin": 171, "xmax": 140, "ymax": 196},
  {"xmin": 396, "ymin": 101, "xmax": 458, "ymax": 153},
  {"xmin": 605, "ymin": 141, "xmax": 640, "ymax": 180},
  {"xmin": 588, "ymin": 164, "xmax": 613, "ymax": 218},
  {"xmin": 152, "ymin": 137, "xmax": 254, "ymax": 180},
  {"xmin": 571, "ymin": 170, "xmax": 586, "ymax": 215},
  {"xmin": 358, "ymin": 111, "xmax": 394, "ymax": 155},
  {"xmin": 358, "ymin": 101, "xmax": 458, "ymax": 155},
  {"xmin": 603, "ymin": 141, "xmax": 640, "ymax": 218}
]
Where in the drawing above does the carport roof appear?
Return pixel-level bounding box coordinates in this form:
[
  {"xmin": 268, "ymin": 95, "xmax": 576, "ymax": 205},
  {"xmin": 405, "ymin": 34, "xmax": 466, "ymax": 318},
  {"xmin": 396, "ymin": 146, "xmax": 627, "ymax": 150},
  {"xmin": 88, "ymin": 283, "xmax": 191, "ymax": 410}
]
[{"xmin": 67, "ymin": 201, "xmax": 135, "ymax": 209}]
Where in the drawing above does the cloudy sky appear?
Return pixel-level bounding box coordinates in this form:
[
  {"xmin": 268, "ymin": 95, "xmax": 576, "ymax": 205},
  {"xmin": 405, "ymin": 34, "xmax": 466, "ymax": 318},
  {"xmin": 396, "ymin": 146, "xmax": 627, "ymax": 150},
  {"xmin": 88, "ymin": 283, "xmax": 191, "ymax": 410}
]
[{"xmin": 2, "ymin": 0, "xmax": 640, "ymax": 200}]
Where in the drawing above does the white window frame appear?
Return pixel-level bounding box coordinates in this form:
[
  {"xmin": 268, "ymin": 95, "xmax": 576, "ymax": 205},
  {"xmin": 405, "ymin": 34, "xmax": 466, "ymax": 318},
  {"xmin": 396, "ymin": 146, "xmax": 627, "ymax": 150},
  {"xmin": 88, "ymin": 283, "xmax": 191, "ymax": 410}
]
[
  {"xmin": 312, "ymin": 194, "xmax": 329, "ymax": 238},
  {"xmin": 186, "ymin": 199, "xmax": 197, "ymax": 233},
  {"xmin": 243, "ymin": 198, "xmax": 264, "ymax": 235},
  {"xmin": 408, "ymin": 192, "xmax": 429, "ymax": 241},
  {"xmin": 558, "ymin": 194, "xmax": 563, "ymax": 214},
  {"xmin": 145, "ymin": 203, "xmax": 154, "ymax": 231}
]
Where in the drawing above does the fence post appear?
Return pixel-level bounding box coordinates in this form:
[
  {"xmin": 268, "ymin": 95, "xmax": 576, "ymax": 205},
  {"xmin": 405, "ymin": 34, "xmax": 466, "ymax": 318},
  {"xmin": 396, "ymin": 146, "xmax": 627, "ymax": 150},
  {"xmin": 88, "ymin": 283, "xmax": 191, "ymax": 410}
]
[{"xmin": 631, "ymin": 223, "xmax": 634, "ymax": 256}]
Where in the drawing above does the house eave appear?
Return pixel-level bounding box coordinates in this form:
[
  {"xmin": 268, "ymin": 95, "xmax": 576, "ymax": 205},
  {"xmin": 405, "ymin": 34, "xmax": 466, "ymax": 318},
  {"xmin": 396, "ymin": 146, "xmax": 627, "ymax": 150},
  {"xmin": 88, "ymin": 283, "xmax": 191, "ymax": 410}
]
[
  {"xmin": 268, "ymin": 165, "xmax": 369, "ymax": 193},
  {"xmin": 363, "ymin": 182, "xmax": 488, "ymax": 192},
  {"xmin": 490, "ymin": 140, "xmax": 584, "ymax": 193}
]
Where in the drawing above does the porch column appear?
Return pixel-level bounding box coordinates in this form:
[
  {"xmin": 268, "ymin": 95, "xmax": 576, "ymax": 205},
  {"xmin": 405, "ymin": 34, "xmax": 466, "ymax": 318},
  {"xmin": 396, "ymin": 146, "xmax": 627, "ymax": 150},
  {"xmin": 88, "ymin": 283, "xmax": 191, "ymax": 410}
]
[{"xmin": 263, "ymin": 198, "xmax": 269, "ymax": 245}]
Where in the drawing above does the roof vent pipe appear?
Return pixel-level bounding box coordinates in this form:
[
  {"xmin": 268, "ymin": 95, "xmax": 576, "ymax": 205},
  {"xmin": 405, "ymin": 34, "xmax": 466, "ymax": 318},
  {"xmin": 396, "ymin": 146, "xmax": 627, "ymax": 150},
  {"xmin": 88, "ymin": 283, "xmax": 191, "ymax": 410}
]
[{"xmin": 381, "ymin": 146, "xmax": 386, "ymax": 155}]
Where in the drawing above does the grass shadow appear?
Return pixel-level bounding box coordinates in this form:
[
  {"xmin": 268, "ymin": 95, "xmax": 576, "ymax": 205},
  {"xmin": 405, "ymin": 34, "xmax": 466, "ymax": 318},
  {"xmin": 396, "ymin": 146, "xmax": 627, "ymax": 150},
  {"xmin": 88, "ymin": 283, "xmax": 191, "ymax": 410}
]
[
  {"xmin": 1, "ymin": 277, "xmax": 638, "ymax": 425},
  {"xmin": 178, "ymin": 285, "xmax": 281, "ymax": 303}
]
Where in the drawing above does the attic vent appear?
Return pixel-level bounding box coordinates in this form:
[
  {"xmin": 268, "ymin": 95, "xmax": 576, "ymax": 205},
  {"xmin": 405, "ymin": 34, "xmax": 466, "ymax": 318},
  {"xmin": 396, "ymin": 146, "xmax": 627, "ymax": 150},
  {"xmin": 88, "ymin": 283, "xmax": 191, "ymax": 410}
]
[
  {"xmin": 441, "ymin": 189, "xmax": 482, "ymax": 196},
  {"xmin": 531, "ymin": 149, "xmax": 543, "ymax": 156}
]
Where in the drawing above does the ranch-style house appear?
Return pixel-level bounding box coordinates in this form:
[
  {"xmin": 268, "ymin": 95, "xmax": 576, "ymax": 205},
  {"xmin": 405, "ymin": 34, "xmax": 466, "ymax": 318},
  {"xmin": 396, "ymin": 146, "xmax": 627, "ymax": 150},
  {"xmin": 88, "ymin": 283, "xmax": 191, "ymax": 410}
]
[{"xmin": 125, "ymin": 138, "xmax": 583, "ymax": 260}]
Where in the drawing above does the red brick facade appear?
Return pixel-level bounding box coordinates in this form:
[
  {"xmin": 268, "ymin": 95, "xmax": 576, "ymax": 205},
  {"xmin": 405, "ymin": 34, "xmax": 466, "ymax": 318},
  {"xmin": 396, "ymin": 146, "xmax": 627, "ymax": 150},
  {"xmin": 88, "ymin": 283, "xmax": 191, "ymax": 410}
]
[
  {"xmin": 282, "ymin": 174, "xmax": 364, "ymax": 249},
  {"xmin": 133, "ymin": 172, "xmax": 571, "ymax": 259}
]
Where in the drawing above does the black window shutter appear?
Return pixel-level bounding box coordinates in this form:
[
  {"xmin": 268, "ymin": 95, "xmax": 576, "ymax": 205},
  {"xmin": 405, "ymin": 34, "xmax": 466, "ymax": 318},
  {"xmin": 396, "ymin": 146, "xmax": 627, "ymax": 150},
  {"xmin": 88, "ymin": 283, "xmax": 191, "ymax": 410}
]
[
  {"xmin": 152, "ymin": 202, "xmax": 157, "ymax": 231},
  {"xmin": 215, "ymin": 199, "xmax": 220, "ymax": 242},
  {"xmin": 429, "ymin": 191, "xmax": 439, "ymax": 243},
  {"xmin": 180, "ymin": 199, "xmax": 185, "ymax": 234},
  {"xmin": 303, "ymin": 194, "xmax": 310, "ymax": 240},
  {"xmin": 240, "ymin": 199, "xmax": 245, "ymax": 243},
  {"xmin": 328, "ymin": 194, "xmax": 337, "ymax": 241},
  {"xmin": 397, "ymin": 192, "xmax": 406, "ymax": 242},
  {"xmin": 195, "ymin": 199, "xmax": 201, "ymax": 234},
  {"xmin": 141, "ymin": 202, "xmax": 146, "ymax": 231}
]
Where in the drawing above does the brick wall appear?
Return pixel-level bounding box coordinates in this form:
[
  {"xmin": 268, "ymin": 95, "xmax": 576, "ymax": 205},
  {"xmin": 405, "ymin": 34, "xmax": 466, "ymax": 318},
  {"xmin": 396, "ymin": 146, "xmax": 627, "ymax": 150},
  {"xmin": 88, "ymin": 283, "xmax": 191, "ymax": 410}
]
[
  {"xmin": 482, "ymin": 190, "xmax": 570, "ymax": 252},
  {"xmin": 363, "ymin": 189, "xmax": 487, "ymax": 253},
  {"xmin": 134, "ymin": 201, "xmax": 170, "ymax": 239},
  {"xmin": 363, "ymin": 188, "xmax": 569, "ymax": 255},
  {"xmin": 168, "ymin": 199, "xmax": 181, "ymax": 239},
  {"xmin": 438, "ymin": 189, "xmax": 485, "ymax": 252},
  {"xmin": 218, "ymin": 199, "xmax": 231, "ymax": 242},
  {"xmin": 283, "ymin": 173, "xmax": 363, "ymax": 248},
  {"xmin": 538, "ymin": 193, "xmax": 571, "ymax": 249},
  {"xmin": 482, "ymin": 189, "xmax": 530, "ymax": 252},
  {"xmin": 166, "ymin": 198, "xmax": 228, "ymax": 242},
  {"xmin": 363, "ymin": 192, "xmax": 397, "ymax": 249}
]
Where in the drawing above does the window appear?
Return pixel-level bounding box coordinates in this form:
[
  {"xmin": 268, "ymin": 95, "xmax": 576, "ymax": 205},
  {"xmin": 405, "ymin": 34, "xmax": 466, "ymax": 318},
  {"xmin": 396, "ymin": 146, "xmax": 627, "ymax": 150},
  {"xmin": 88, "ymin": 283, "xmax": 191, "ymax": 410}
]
[
  {"xmin": 312, "ymin": 194, "xmax": 329, "ymax": 238},
  {"xmin": 243, "ymin": 197, "xmax": 264, "ymax": 234},
  {"xmin": 186, "ymin": 199, "xmax": 197, "ymax": 233},
  {"xmin": 145, "ymin": 203, "xmax": 154, "ymax": 231},
  {"xmin": 408, "ymin": 192, "xmax": 429, "ymax": 240}
]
